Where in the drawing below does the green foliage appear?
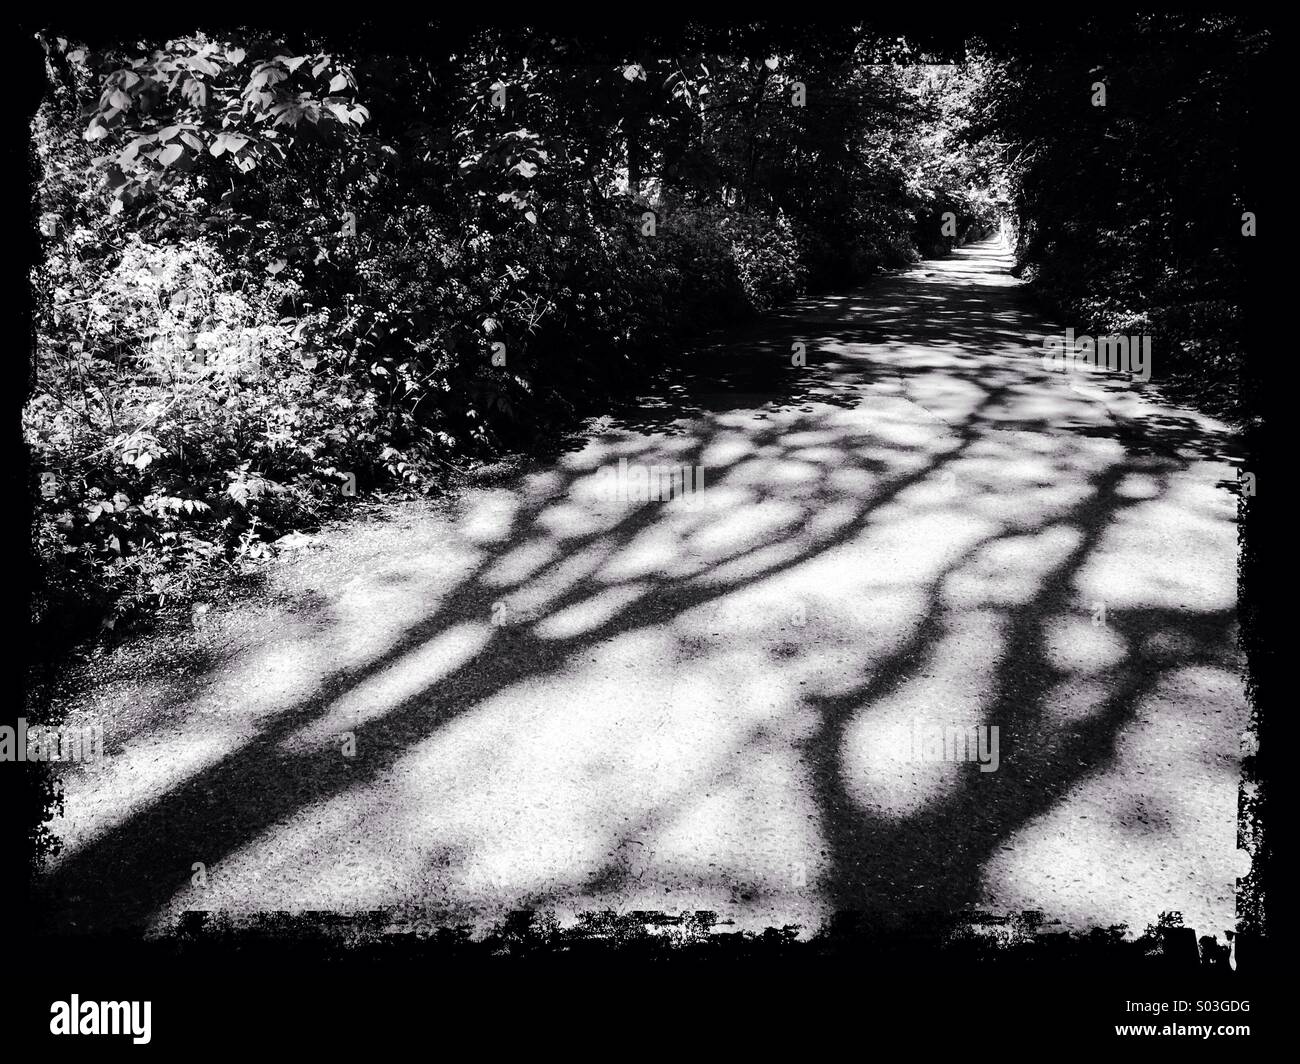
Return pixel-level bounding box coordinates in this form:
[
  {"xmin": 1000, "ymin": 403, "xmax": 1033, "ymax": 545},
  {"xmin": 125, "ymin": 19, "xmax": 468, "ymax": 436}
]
[
  {"xmin": 972, "ymin": 15, "xmax": 1263, "ymax": 416},
  {"xmin": 73, "ymin": 34, "xmax": 366, "ymax": 215},
  {"xmin": 30, "ymin": 26, "xmax": 1000, "ymax": 648}
]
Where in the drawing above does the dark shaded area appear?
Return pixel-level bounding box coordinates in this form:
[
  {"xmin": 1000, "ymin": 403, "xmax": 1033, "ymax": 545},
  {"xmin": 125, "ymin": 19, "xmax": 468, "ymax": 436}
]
[{"xmin": 976, "ymin": 14, "xmax": 1266, "ymax": 419}]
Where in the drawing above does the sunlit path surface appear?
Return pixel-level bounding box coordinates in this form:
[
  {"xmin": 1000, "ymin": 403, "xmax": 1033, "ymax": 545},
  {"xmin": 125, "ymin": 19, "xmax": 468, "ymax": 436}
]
[{"xmin": 38, "ymin": 238, "xmax": 1247, "ymax": 940}]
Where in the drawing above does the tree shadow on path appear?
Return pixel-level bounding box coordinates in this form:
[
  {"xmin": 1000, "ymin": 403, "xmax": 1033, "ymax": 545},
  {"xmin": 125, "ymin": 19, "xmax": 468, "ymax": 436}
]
[{"xmin": 37, "ymin": 241, "xmax": 1245, "ymax": 938}]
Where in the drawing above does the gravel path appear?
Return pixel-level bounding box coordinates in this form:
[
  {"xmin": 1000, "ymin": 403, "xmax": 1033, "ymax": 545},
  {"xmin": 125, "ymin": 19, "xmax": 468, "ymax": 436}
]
[{"xmin": 37, "ymin": 239, "xmax": 1249, "ymax": 941}]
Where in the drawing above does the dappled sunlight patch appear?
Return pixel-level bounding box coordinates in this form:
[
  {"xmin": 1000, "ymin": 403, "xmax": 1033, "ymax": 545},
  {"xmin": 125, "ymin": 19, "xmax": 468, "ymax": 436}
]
[
  {"xmin": 690, "ymin": 537, "xmax": 809, "ymax": 587},
  {"xmin": 1075, "ymin": 486, "xmax": 1237, "ymax": 613},
  {"xmin": 965, "ymin": 431, "xmax": 1066, "ymax": 473},
  {"xmin": 457, "ymin": 490, "xmax": 520, "ymax": 544},
  {"xmin": 821, "ymin": 587, "xmax": 931, "ymax": 674},
  {"xmin": 863, "ymin": 407, "xmax": 954, "ymax": 451},
  {"xmin": 533, "ymin": 582, "xmax": 651, "ymax": 640},
  {"xmin": 855, "ymin": 438, "xmax": 957, "ymax": 480},
  {"xmin": 826, "ymin": 464, "xmax": 881, "ymax": 497},
  {"xmin": 281, "ymin": 621, "xmax": 493, "ymax": 751},
  {"xmin": 652, "ymin": 480, "xmax": 749, "ymax": 522},
  {"xmin": 502, "ymin": 541, "xmax": 614, "ymax": 617},
  {"xmin": 482, "ymin": 536, "xmax": 563, "ymax": 589},
  {"xmin": 450, "ymin": 839, "xmax": 607, "ymax": 908},
  {"xmin": 219, "ymin": 639, "xmax": 323, "ymax": 714},
  {"xmin": 943, "ymin": 525, "xmax": 1082, "ymax": 609},
  {"xmin": 891, "ymin": 466, "xmax": 971, "ymax": 511},
  {"xmin": 900, "ymin": 371, "xmax": 986, "ymax": 424},
  {"xmin": 686, "ymin": 497, "xmax": 806, "ymax": 564},
  {"xmin": 998, "ymin": 386, "xmax": 1114, "ymax": 430},
  {"xmin": 840, "ymin": 610, "xmax": 1003, "ymax": 819},
  {"xmin": 805, "ymin": 498, "xmax": 861, "ymax": 538},
  {"xmin": 678, "ymin": 585, "xmax": 812, "ymax": 645},
  {"xmin": 1115, "ymin": 471, "xmax": 1165, "ymax": 500},
  {"xmin": 1121, "ymin": 665, "xmax": 1247, "ymax": 765},
  {"xmin": 1042, "ymin": 614, "xmax": 1127, "ymax": 674},
  {"xmin": 853, "ymin": 505, "xmax": 999, "ymax": 583},
  {"xmin": 976, "ymin": 806, "xmax": 1152, "ymax": 937},
  {"xmin": 716, "ymin": 454, "xmax": 816, "ymax": 495},
  {"xmin": 697, "ymin": 432, "xmax": 756, "ymax": 468},
  {"xmin": 789, "ymin": 444, "xmax": 848, "ymax": 467},
  {"xmin": 771, "ymin": 633, "xmax": 882, "ymax": 702},
  {"xmin": 763, "ymin": 456, "xmax": 825, "ymax": 488},
  {"xmin": 1174, "ymin": 462, "xmax": 1242, "ymax": 522},
  {"xmin": 519, "ymin": 468, "xmax": 566, "ymax": 500},
  {"xmin": 534, "ymin": 497, "xmax": 626, "ymax": 539},
  {"xmin": 614, "ymin": 725, "xmax": 828, "ymax": 920},
  {"xmin": 322, "ymin": 580, "xmax": 477, "ymax": 667},
  {"xmin": 594, "ymin": 521, "xmax": 690, "ymax": 583},
  {"xmin": 840, "ymin": 715, "xmax": 984, "ymax": 821}
]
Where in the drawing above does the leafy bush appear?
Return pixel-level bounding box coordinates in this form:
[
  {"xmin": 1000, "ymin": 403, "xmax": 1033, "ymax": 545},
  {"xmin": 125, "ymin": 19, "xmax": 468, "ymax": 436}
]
[
  {"xmin": 973, "ymin": 16, "xmax": 1262, "ymax": 417},
  {"xmin": 29, "ymin": 28, "xmax": 1003, "ymax": 649}
]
